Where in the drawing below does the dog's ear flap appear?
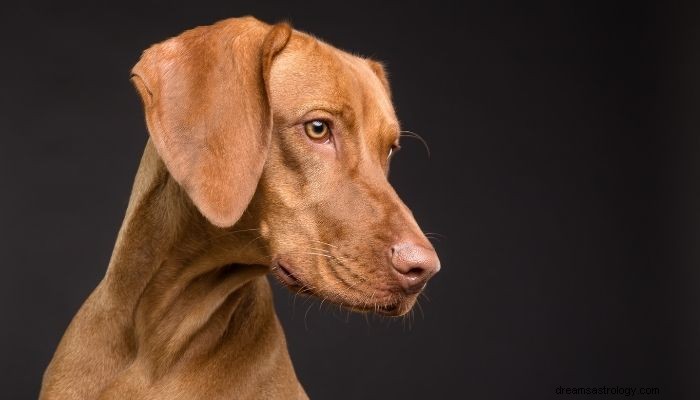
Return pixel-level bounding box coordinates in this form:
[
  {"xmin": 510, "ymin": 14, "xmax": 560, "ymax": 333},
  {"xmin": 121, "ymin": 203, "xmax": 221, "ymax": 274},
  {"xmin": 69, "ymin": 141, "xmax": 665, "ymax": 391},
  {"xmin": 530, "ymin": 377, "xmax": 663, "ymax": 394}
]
[{"xmin": 131, "ymin": 18, "xmax": 292, "ymax": 227}]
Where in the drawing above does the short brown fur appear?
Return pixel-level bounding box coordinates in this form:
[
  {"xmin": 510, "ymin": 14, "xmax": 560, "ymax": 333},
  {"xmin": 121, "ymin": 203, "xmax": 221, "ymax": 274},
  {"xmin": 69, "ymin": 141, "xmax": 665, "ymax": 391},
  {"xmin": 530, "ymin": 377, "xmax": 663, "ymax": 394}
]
[{"xmin": 41, "ymin": 16, "xmax": 438, "ymax": 399}]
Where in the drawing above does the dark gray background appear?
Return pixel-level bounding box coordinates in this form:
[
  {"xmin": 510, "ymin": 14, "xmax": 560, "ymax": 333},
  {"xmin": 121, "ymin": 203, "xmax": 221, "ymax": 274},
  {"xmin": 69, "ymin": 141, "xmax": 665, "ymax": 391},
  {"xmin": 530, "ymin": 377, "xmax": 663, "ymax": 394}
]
[{"xmin": 1, "ymin": 1, "xmax": 698, "ymax": 399}]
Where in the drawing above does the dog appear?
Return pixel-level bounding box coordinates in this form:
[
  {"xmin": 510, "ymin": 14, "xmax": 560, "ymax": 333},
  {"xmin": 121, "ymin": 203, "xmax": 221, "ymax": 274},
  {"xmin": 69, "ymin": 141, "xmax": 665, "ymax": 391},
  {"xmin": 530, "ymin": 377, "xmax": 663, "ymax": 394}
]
[{"xmin": 40, "ymin": 16, "xmax": 440, "ymax": 399}]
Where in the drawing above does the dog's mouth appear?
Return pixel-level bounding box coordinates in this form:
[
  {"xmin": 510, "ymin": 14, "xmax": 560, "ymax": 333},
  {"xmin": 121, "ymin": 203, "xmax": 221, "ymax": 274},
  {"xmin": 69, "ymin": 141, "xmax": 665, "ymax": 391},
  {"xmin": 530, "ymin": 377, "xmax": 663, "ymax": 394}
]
[
  {"xmin": 271, "ymin": 259, "xmax": 412, "ymax": 316},
  {"xmin": 347, "ymin": 300, "xmax": 404, "ymax": 316},
  {"xmin": 376, "ymin": 301, "xmax": 402, "ymax": 314},
  {"xmin": 273, "ymin": 260, "xmax": 303, "ymax": 289}
]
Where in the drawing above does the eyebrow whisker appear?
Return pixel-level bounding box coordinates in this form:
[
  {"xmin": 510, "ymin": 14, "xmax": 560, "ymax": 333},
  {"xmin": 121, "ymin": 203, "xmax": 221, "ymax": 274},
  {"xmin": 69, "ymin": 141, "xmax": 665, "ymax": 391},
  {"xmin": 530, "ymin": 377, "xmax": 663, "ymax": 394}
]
[{"xmin": 399, "ymin": 130, "xmax": 431, "ymax": 158}]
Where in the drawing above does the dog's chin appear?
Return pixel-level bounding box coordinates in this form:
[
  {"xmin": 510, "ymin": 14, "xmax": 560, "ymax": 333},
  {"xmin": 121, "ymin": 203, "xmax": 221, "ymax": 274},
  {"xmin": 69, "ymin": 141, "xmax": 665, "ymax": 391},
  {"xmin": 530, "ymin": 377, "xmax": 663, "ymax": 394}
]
[
  {"xmin": 348, "ymin": 297, "xmax": 416, "ymax": 317},
  {"xmin": 271, "ymin": 260, "xmax": 417, "ymax": 317}
]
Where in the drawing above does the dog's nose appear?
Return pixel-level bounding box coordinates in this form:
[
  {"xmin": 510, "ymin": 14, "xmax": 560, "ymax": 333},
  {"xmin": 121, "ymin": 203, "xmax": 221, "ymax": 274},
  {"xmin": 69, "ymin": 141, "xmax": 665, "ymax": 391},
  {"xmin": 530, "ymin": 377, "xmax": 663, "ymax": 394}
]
[{"xmin": 390, "ymin": 241, "xmax": 440, "ymax": 294}]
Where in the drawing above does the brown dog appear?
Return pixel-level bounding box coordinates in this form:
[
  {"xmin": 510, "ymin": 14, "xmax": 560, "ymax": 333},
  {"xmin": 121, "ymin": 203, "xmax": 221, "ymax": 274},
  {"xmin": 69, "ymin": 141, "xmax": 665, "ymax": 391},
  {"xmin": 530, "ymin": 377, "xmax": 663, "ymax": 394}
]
[{"xmin": 40, "ymin": 16, "xmax": 440, "ymax": 399}]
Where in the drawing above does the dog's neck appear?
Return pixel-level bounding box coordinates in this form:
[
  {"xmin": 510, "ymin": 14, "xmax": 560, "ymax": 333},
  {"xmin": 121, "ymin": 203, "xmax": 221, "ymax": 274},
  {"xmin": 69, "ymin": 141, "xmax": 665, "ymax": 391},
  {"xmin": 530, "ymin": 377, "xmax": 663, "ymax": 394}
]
[
  {"xmin": 103, "ymin": 141, "xmax": 266, "ymax": 302},
  {"xmin": 42, "ymin": 141, "xmax": 303, "ymax": 398},
  {"xmin": 102, "ymin": 140, "xmax": 273, "ymax": 368}
]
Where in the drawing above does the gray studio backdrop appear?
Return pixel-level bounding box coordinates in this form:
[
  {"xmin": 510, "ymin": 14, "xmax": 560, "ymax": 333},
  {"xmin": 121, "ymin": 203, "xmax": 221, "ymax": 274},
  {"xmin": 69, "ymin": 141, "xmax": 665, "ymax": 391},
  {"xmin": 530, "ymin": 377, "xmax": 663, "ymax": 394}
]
[{"xmin": 1, "ymin": 1, "xmax": 698, "ymax": 399}]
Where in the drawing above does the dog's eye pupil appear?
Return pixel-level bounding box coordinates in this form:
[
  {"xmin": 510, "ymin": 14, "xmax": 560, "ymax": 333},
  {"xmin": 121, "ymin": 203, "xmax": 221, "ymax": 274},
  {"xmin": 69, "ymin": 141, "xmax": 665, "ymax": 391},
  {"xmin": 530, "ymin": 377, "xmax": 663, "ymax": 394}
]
[
  {"xmin": 311, "ymin": 121, "xmax": 324, "ymax": 133},
  {"xmin": 304, "ymin": 120, "xmax": 330, "ymax": 141}
]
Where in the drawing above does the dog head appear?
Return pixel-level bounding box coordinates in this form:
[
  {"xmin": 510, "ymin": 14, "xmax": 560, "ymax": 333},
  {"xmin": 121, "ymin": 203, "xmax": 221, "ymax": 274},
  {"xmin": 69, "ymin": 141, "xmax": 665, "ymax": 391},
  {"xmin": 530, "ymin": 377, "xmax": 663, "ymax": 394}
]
[{"xmin": 131, "ymin": 17, "xmax": 439, "ymax": 316}]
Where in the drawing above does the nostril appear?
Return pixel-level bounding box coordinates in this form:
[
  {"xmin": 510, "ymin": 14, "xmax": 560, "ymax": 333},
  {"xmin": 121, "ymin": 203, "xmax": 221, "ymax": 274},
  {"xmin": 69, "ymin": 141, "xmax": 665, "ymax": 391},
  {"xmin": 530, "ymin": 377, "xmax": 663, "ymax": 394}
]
[
  {"xmin": 390, "ymin": 241, "xmax": 440, "ymax": 293},
  {"xmin": 390, "ymin": 244, "xmax": 402, "ymax": 258},
  {"xmin": 404, "ymin": 266, "xmax": 425, "ymax": 279}
]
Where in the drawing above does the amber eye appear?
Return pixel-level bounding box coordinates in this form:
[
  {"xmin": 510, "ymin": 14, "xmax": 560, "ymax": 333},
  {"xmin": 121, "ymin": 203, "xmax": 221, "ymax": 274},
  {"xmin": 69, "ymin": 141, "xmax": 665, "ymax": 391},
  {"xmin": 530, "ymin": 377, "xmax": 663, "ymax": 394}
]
[
  {"xmin": 388, "ymin": 143, "xmax": 400, "ymax": 159},
  {"xmin": 304, "ymin": 120, "xmax": 330, "ymax": 142}
]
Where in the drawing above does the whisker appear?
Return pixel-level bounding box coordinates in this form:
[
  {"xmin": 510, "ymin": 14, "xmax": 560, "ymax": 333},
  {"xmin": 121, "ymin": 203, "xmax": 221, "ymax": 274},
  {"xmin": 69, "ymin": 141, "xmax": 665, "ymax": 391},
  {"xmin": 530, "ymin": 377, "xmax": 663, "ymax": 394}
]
[
  {"xmin": 415, "ymin": 298, "xmax": 425, "ymax": 320},
  {"xmin": 208, "ymin": 227, "xmax": 261, "ymax": 241},
  {"xmin": 306, "ymin": 239, "xmax": 339, "ymax": 249},
  {"xmin": 239, "ymin": 235, "xmax": 264, "ymax": 254},
  {"xmin": 296, "ymin": 251, "xmax": 335, "ymax": 259},
  {"xmin": 304, "ymin": 303, "xmax": 313, "ymax": 331},
  {"xmin": 400, "ymin": 130, "xmax": 431, "ymax": 158},
  {"xmin": 419, "ymin": 291, "xmax": 432, "ymax": 302}
]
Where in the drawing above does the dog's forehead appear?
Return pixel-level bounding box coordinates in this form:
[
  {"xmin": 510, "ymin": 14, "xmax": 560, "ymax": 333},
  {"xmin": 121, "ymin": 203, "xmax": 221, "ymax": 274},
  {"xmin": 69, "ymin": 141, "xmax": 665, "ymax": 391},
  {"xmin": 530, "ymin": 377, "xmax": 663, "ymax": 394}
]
[{"xmin": 268, "ymin": 32, "xmax": 397, "ymax": 131}]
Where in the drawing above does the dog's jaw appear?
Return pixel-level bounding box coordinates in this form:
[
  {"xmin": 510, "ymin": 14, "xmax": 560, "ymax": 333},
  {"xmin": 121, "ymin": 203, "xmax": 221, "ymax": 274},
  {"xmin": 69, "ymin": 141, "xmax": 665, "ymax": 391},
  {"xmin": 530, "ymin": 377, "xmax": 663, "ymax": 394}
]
[{"xmin": 270, "ymin": 255, "xmax": 419, "ymax": 317}]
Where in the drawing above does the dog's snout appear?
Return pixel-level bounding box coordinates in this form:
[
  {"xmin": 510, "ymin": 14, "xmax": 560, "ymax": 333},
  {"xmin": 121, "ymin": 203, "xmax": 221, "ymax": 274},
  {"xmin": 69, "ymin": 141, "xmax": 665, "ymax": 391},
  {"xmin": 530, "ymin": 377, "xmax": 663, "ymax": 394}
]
[{"xmin": 390, "ymin": 241, "xmax": 440, "ymax": 294}]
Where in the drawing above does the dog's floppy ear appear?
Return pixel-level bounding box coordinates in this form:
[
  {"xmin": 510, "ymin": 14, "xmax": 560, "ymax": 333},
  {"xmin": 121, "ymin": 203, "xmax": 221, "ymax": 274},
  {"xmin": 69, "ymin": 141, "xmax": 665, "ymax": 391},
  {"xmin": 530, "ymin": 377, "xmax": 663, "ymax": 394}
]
[{"xmin": 131, "ymin": 18, "xmax": 292, "ymax": 227}]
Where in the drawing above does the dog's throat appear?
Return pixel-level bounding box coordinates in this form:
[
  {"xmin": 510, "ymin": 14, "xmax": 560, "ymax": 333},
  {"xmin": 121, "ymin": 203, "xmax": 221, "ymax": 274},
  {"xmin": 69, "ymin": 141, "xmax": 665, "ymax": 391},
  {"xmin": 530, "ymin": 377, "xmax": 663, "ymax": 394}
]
[
  {"xmin": 42, "ymin": 143, "xmax": 295, "ymax": 399},
  {"xmin": 132, "ymin": 261, "xmax": 270, "ymax": 373}
]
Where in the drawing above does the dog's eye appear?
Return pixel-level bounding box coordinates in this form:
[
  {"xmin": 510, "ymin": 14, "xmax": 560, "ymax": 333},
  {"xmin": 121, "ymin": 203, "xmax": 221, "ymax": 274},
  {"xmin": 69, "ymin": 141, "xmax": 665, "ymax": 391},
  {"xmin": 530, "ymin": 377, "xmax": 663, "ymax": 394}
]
[
  {"xmin": 388, "ymin": 144, "xmax": 400, "ymax": 159},
  {"xmin": 304, "ymin": 120, "xmax": 331, "ymax": 142}
]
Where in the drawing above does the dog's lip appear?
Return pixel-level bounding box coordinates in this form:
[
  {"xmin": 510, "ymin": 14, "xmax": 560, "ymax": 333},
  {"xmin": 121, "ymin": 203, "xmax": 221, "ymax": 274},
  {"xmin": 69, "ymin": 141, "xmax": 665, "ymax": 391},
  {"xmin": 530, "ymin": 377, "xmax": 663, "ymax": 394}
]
[
  {"xmin": 375, "ymin": 300, "xmax": 405, "ymax": 316},
  {"xmin": 271, "ymin": 258, "xmax": 412, "ymax": 316},
  {"xmin": 345, "ymin": 297, "xmax": 407, "ymax": 316},
  {"xmin": 273, "ymin": 260, "xmax": 302, "ymax": 287}
]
